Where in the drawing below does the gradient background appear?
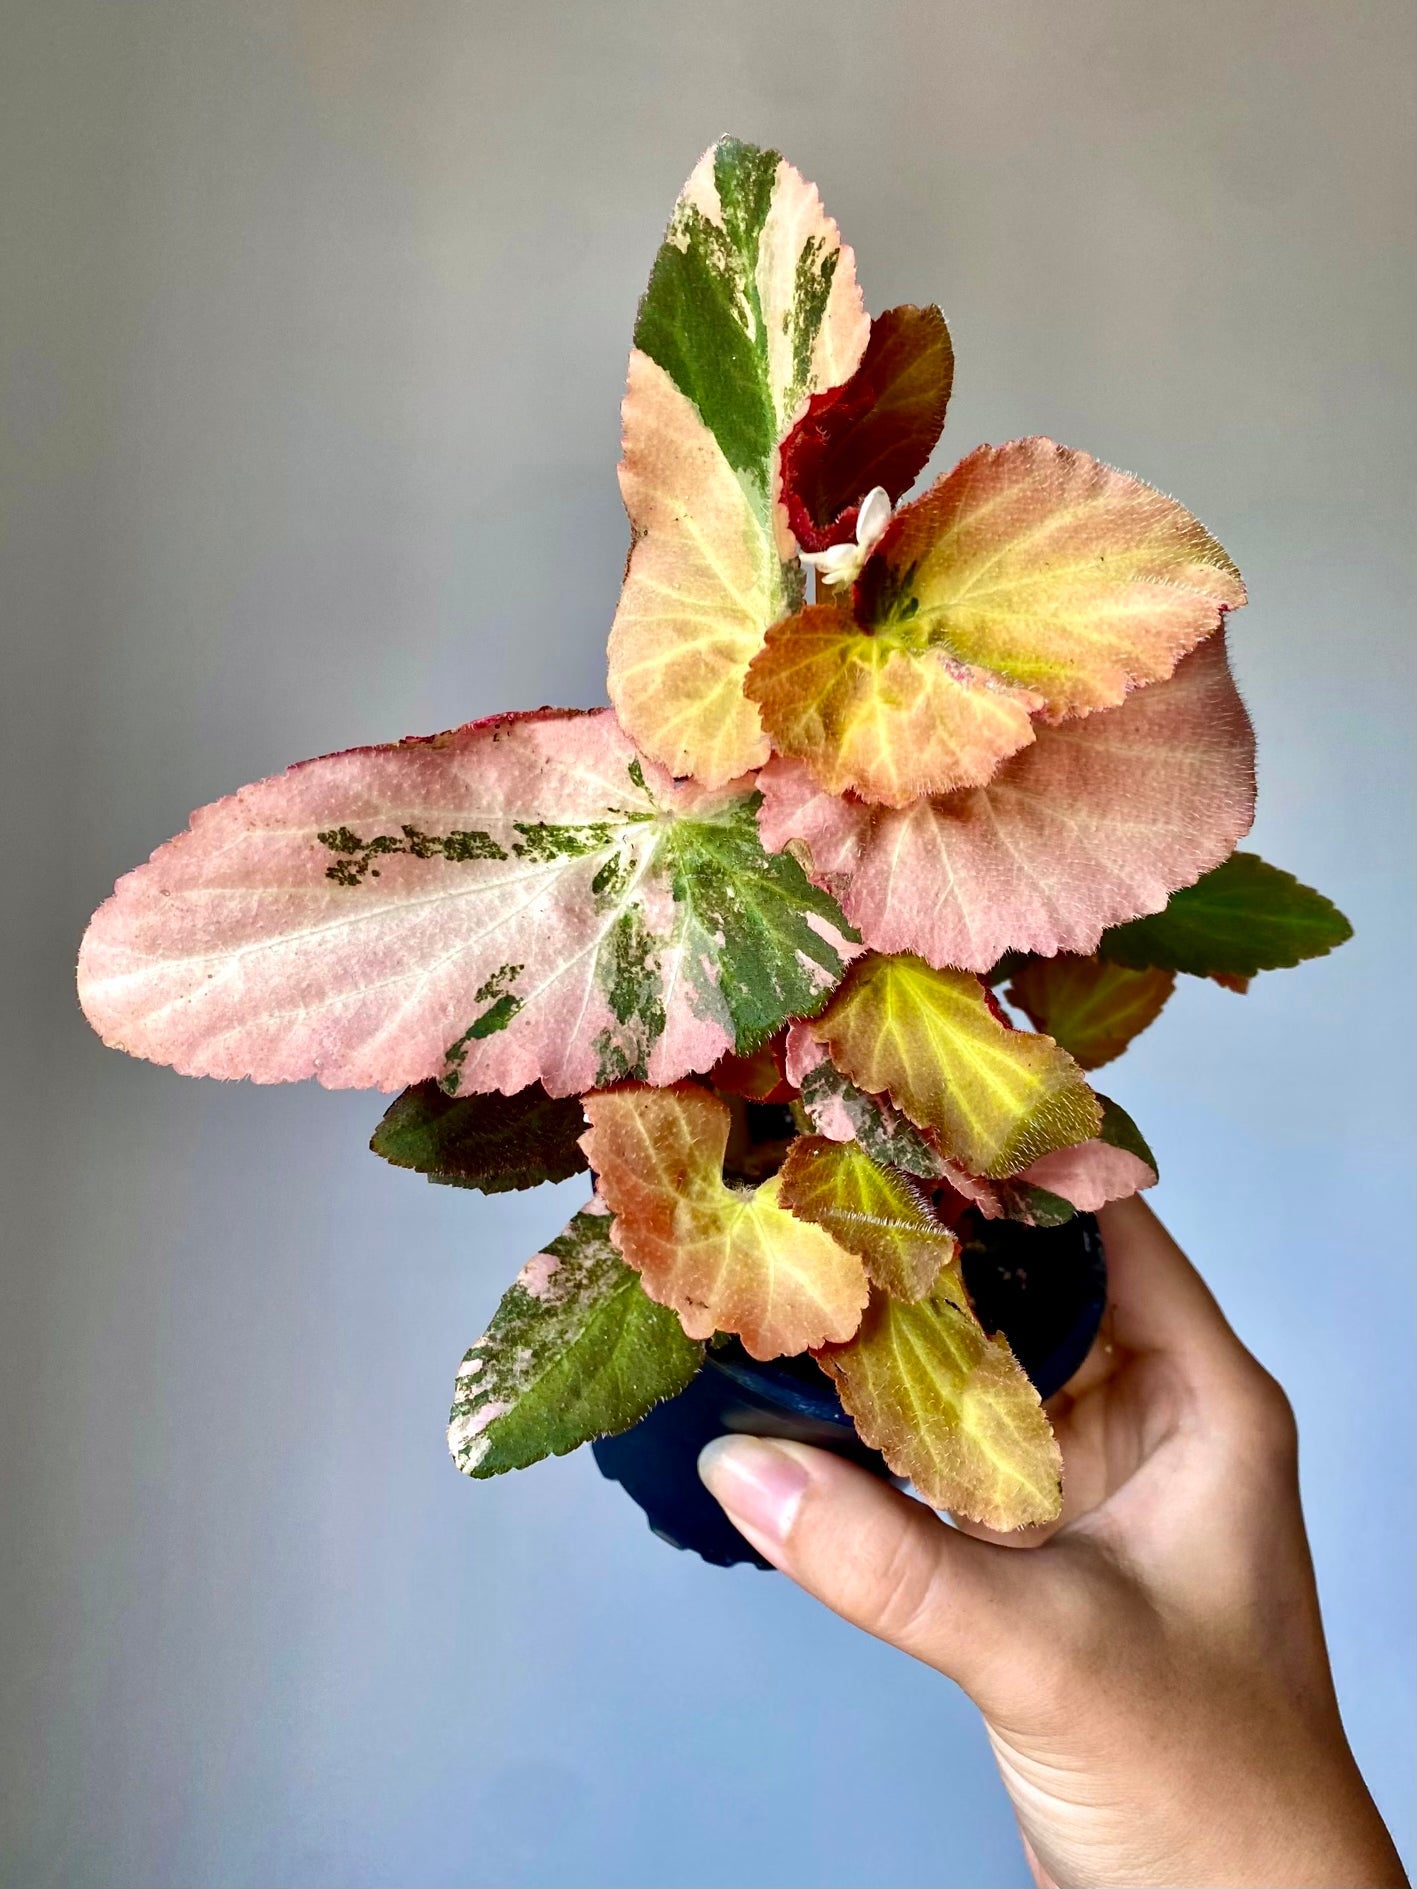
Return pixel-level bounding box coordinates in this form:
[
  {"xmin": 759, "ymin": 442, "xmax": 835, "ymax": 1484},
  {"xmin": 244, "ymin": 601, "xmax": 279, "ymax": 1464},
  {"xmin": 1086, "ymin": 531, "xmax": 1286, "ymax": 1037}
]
[{"xmin": 3, "ymin": 4, "xmax": 1413, "ymax": 1885}]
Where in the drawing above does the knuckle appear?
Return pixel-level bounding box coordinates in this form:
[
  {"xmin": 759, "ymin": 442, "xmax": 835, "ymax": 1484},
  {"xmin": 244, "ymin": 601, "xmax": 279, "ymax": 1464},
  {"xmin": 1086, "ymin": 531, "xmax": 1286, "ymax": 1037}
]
[{"xmin": 1244, "ymin": 1367, "xmax": 1299, "ymax": 1456}]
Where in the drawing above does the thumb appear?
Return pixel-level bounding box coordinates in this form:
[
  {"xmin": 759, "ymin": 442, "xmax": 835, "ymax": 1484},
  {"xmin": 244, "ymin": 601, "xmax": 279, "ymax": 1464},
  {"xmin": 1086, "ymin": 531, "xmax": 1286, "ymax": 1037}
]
[{"xmin": 698, "ymin": 1435, "xmax": 1050, "ymax": 1702}]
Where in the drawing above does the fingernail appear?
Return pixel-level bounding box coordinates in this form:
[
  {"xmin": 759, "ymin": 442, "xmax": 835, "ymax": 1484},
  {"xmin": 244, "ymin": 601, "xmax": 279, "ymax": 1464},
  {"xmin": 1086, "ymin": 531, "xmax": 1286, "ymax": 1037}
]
[{"xmin": 698, "ymin": 1436, "xmax": 810, "ymax": 1546}]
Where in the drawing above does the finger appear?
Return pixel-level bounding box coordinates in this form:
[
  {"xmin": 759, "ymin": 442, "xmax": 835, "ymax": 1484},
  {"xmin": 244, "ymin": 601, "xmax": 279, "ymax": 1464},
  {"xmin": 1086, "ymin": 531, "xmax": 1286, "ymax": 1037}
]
[
  {"xmin": 1096, "ymin": 1194, "xmax": 1253, "ymax": 1382},
  {"xmin": 698, "ymin": 1435, "xmax": 1053, "ymax": 1701}
]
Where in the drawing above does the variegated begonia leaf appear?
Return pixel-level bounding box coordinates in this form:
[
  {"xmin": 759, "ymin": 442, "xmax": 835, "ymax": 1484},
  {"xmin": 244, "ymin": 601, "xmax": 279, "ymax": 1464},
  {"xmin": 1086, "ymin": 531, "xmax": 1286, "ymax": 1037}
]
[
  {"xmin": 607, "ymin": 138, "xmax": 869, "ymax": 785},
  {"xmin": 777, "ymin": 1135, "xmax": 958, "ymax": 1301},
  {"xmin": 814, "ymin": 1265, "xmax": 1062, "ymax": 1529},
  {"xmin": 757, "ymin": 632, "xmax": 1255, "ymax": 971},
  {"xmin": 778, "ymin": 303, "xmax": 954, "ymax": 554},
  {"xmin": 786, "ymin": 1020, "xmax": 951, "ymax": 1176},
  {"xmin": 580, "ymin": 1083, "xmax": 869, "ymax": 1359},
  {"xmin": 77, "ymin": 708, "xmax": 855, "ymax": 1094},
  {"xmin": 747, "ymin": 437, "xmax": 1245, "ymax": 806},
  {"xmin": 447, "ymin": 1204, "xmax": 703, "ymax": 1477},
  {"xmin": 1005, "ymin": 955, "xmax": 1176, "ymax": 1071},
  {"xmin": 371, "ymin": 1079, "xmax": 589, "ymax": 1192},
  {"xmin": 808, "ymin": 955, "xmax": 1101, "ymax": 1178},
  {"xmin": 1099, "ymin": 851, "xmax": 1353, "ymax": 980},
  {"xmin": 788, "ymin": 1022, "xmax": 1152, "ymax": 1224},
  {"xmin": 708, "ymin": 1031, "xmax": 794, "ymax": 1103}
]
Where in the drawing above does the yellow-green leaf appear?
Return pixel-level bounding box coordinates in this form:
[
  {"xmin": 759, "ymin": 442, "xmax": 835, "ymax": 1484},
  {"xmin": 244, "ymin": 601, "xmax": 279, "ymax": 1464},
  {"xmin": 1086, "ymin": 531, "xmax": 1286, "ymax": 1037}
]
[
  {"xmin": 810, "ymin": 955, "xmax": 1101, "ymax": 1177},
  {"xmin": 580, "ymin": 1083, "xmax": 869, "ymax": 1359},
  {"xmin": 858, "ymin": 438, "xmax": 1246, "ymax": 718},
  {"xmin": 815, "ymin": 1267, "xmax": 1063, "ymax": 1529},
  {"xmin": 745, "ymin": 602, "xmax": 1040, "ymax": 807},
  {"xmin": 777, "ymin": 1136, "xmax": 958, "ymax": 1301}
]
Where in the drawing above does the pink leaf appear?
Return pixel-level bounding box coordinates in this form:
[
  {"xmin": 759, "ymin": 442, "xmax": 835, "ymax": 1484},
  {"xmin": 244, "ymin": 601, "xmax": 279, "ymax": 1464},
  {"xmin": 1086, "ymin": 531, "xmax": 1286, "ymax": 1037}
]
[
  {"xmin": 78, "ymin": 709, "xmax": 852, "ymax": 1093},
  {"xmin": 757, "ymin": 632, "xmax": 1254, "ymax": 971}
]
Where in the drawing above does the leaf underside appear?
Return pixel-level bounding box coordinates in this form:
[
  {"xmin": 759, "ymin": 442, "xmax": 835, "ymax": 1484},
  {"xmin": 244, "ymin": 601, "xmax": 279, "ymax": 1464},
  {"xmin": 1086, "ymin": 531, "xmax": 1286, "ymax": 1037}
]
[{"xmin": 1005, "ymin": 956, "xmax": 1177, "ymax": 1071}]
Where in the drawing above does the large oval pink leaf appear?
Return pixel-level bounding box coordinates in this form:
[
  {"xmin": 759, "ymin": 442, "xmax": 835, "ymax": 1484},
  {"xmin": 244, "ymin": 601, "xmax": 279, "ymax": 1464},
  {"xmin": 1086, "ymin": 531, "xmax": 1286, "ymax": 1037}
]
[
  {"xmin": 757, "ymin": 633, "xmax": 1255, "ymax": 971},
  {"xmin": 78, "ymin": 709, "xmax": 854, "ymax": 1093}
]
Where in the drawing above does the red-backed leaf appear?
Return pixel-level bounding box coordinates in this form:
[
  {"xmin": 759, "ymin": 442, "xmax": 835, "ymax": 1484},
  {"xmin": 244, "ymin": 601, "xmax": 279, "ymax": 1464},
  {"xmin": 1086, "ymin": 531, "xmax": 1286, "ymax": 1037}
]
[
  {"xmin": 757, "ymin": 632, "xmax": 1255, "ymax": 972},
  {"xmin": 78, "ymin": 709, "xmax": 853, "ymax": 1093},
  {"xmin": 581, "ymin": 1084, "xmax": 869, "ymax": 1359},
  {"xmin": 708, "ymin": 1032, "xmax": 795, "ymax": 1103},
  {"xmin": 780, "ymin": 304, "xmax": 954, "ymax": 553}
]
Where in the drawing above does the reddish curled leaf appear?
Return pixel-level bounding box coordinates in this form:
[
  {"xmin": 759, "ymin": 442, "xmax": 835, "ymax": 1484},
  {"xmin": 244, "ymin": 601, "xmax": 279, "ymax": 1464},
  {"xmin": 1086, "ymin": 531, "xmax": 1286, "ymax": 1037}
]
[
  {"xmin": 78, "ymin": 709, "xmax": 853, "ymax": 1093},
  {"xmin": 1005, "ymin": 955, "xmax": 1177, "ymax": 1070},
  {"xmin": 757, "ymin": 633, "xmax": 1255, "ymax": 971},
  {"xmin": 780, "ymin": 304, "xmax": 955, "ymax": 553},
  {"xmin": 809, "ymin": 955, "xmax": 1101, "ymax": 1178},
  {"xmin": 778, "ymin": 1136, "xmax": 958, "ymax": 1301},
  {"xmin": 708, "ymin": 1032, "xmax": 795, "ymax": 1103},
  {"xmin": 815, "ymin": 1267, "xmax": 1062, "ymax": 1528},
  {"xmin": 581, "ymin": 1085, "xmax": 869, "ymax": 1359}
]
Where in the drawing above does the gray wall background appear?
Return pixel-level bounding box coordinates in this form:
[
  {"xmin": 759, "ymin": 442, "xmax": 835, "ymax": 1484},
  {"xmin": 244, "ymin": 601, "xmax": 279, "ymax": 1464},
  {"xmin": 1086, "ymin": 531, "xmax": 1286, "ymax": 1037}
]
[{"xmin": 3, "ymin": 4, "xmax": 1413, "ymax": 1885}]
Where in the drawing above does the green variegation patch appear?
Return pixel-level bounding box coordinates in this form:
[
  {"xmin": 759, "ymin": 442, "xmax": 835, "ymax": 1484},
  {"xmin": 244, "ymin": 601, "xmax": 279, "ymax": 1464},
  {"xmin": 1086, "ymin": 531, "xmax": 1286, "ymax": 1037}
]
[
  {"xmin": 448, "ymin": 1207, "xmax": 703, "ymax": 1477},
  {"xmin": 665, "ymin": 794, "xmax": 858, "ymax": 1055},
  {"xmin": 635, "ymin": 137, "xmax": 863, "ymax": 498}
]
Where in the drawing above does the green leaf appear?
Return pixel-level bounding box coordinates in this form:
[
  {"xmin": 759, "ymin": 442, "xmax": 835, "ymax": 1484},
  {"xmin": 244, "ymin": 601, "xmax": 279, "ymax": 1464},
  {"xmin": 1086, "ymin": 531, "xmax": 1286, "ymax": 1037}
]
[
  {"xmin": 370, "ymin": 1080, "xmax": 588, "ymax": 1194},
  {"xmin": 447, "ymin": 1207, "xmax": 703, "ymax": 1478},
  {"xmin": 1096, "ymin": 1094, "xmax": 1158, "ymax": 1172},
  {"xmin": 1099, "ymin": 853, "xmax": 1352, "ymax": 979},
  {"xmin": 666, "ymin": 793, "xmax": 858, "ymax": 1053}
]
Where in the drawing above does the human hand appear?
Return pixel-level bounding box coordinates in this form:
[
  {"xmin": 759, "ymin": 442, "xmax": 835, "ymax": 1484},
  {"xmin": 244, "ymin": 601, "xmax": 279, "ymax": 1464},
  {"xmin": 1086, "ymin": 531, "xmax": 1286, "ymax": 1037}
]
[{"xmin": 698, "ymin": 1197, "xmax": 1407, "ymax": 1889}]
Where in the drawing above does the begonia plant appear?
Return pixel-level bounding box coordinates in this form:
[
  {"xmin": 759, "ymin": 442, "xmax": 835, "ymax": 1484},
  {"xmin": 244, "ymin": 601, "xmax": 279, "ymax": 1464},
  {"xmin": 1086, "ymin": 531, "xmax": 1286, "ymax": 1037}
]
[{"xmin": 78, "ymin": 139, "xmax": 1351, "ymax": 1534}]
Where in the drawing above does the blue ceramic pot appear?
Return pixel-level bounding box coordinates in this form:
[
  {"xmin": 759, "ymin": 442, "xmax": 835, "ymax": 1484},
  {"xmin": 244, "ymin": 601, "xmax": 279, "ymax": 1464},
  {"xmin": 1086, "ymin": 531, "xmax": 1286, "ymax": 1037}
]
[{"xmin": 593, "ymin": 1210, "xmax": 1107, "ymax": 1568}]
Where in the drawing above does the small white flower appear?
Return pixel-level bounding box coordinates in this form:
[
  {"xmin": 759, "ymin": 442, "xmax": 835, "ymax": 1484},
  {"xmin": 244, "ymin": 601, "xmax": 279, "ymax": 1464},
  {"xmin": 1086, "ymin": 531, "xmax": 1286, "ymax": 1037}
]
[{"xmin": 799, "ymin": 485, "xmax": 893, "ymax": 589}]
